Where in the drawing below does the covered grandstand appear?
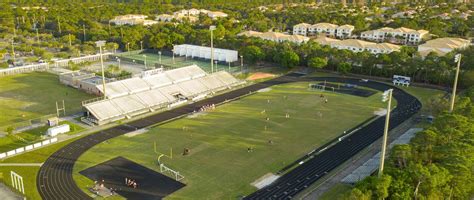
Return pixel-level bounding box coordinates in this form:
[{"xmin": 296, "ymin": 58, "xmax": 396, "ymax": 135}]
[{"xmin": 83, "ymin": 65, "xmax": 244, "ymax": 125}]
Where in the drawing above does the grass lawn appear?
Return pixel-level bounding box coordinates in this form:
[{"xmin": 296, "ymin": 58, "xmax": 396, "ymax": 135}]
[
  {"xmin": 0, "ymin": 121, "xmax": 84, "ymax": 153},
  {"xmin": 319, "ymin": 183, "xmax": 352, "ymax": 200},
  {"xmin": 73, "ymin": 82, "xmax": 385, "ymax": 199},
  {"xmin": 0, "ymin": 72, "xmax": 94, "ymax": 128}
]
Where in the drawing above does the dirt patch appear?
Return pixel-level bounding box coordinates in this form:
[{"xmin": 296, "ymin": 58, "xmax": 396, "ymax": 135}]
[{"xmin": 247, "ymin": 72, "xmax": 276, "ymax": 81}]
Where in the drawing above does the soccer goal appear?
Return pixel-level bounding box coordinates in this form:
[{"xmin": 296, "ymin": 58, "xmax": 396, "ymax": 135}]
[{"xmin": 160, "ymin": 164, "xmax": 184, "ymax": 181}]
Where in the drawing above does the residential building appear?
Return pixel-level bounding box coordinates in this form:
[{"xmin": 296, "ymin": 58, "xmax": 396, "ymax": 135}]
[
  {"xmin": 293, "ymin": 23, "xmax": 312, "ymax": 36},
  {"xmin": 313, "ymin": 37, "xmax": 401, "ymax": 54},
  {"xmin": 156, "ymin": 14, "xmax": 175, "ymax": 22},
  {"xmin": 418, "ymin": 37, "xmax": 471, "ymax": 57},
  {"xmin": 293, "ymin": 22, "xmax": 350, "ymax": 38},
  {"xmin": 336, "ymin": 25, "xmax": 355, "ymax": 39},
  {"xmin": 391, "ymin": 10, "xmax": 417, "ymax": 19},
  {"xmin": 238, "ymin": 31, "xmax": 309, "ymax": 44},
  {"xmin": 110, "ymin": 14, "xmax": 157, "ymax": 26},
  {"xmin": 207, "ymin": 11, "xmax": 228, "ymax": 19},
  {"xmin": 309, "ymin": 23, "xmax": 339, "ymax": 37},
  {"xmin": 361, "ymin": 27, "xmax": 429, "ymax": 44}
]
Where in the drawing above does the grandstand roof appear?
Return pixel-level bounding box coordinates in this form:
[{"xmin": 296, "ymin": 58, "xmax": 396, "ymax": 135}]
[{"xmin": 85, "ymin": 65, "xmax": 243, "ymax": 123}]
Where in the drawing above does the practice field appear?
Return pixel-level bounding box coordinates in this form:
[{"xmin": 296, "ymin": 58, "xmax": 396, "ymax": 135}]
[
  {"xmin": 117, "ymin": 52, "xmax": 241, "ymax": 73},
  {"xmin": 0, "ymin": 72, "xmax": 94, "ymax": 128},
  {"xmin": 73, "ymin": 82, "xmax": 386, "ymax": 199}
]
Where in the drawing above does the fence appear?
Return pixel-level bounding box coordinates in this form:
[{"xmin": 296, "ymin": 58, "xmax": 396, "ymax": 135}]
[
  {"xmin": 0, "ymin": 52, "xmax": 114, "ymax": 77},
  {"xmin": 0, "ymin": 137, "xmax": 58, "ymax": 159}
]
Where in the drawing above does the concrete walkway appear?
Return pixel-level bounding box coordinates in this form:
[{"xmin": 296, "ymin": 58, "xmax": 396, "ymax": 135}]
[{"xmin": 0, "ymin": 183, "xmax": 23, "ymax": 200}]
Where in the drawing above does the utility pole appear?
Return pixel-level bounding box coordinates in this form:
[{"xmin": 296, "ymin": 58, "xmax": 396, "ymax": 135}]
[
  {"xmin": 96, "ymin": 41, "xmax": 107, "ymax": 99},
  {"xmin": 450, "ymin": 54, "xmax": 462, "ymax": 113},
  {"xmin": 210, "ymin": 25, "xmax": 216, "ymax": 73},
  {"xmin": 378, "ymin": 89, "xmax": 393, "ymax": 177}
]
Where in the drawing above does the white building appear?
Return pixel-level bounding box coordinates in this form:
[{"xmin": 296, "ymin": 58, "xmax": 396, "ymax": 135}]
[
  {"xmin": 293, "ymin": 22, "xmax": 352, "ymax": 38},
  {"xmin": 110, "ymin": 14, "xmax": 157, "ymax": 26},
  {"xmin": 207, "ymin": 11, "xmax": 228, "ymax": 19},
  {"xmin": 336, "ymin": 25, "xmax": 355, "ymax": 39},
  {"xmin": 418, "ymin": 37, "xmax": 471, "ymax": 57},
  {"xmin": 293, "ymin": 23, "xmax": 312, "ymax": 36},
  {"xmin": 361, "ymin": 27, "xmax": 429, "ymax": 44},
  {"xmin": 173, "ymin": 44, "xmax": 238, "ymax": 62},
  {"xmin": 156, "ymin": 14, "xmax": 175, "ymax": 22},
  {"xmin": 313, "ymin": 37, "xmax": 401, "ymax": 54},
  {"xmin": 309, "ymin": 23, "xmax": 339, "ymax": 37},
  {"xmin": 156, "ymin": 14, "xmax": 198, "ymax": 23},
  {"xmin": 238, "ymin": 31, "xmax": 309, "ymax": 44}
]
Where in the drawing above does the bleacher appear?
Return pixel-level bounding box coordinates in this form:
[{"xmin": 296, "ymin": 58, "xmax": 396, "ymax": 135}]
[{"xmin": 83, "ymin": 65, "xmax": 244, "ymax": 124}]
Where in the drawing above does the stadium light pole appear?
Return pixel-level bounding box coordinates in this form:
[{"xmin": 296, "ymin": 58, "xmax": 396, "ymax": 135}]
[
  {"xmin": 96, "ymin": 40, "xmax": 107, "ymax": 99},
  {"xmin": 210, "ymin": 25, "xmax": 216, "ymax": 73},
  {"xmin": 378, "ymin": 89, "xmax": 393, "ymax": 177},
  {"xmin": 449, "ymin": 54, "xmax": 462, "ymax": 113}
]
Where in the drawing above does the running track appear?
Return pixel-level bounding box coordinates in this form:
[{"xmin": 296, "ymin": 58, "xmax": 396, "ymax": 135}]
[{"xmin": 37, "ymin": 73, "xmax": 421, "ymax": 199}]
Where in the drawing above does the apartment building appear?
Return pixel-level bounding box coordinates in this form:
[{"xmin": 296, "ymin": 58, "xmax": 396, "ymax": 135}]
[
  {"xmin": 293, "ymin": 23, "xmax": 353, "ymax": 38},
  {"xmin": 418, "ymin": 37, "xmax": 471, "ymax": 57},
  {"xmin": 293, "ymin": 23, "xmax": 312, "ymax": 36},
  {"xmin": 313, "ymin": 37, "xmax": 401, "ymax": 54},
  {"xmin": 361, "ymin": 27, "xmax": 429, "ymax": 44},
  {"xmin": 110, "ymin": 14, "xmax": 157, "ymax": 26},
  {"xmin": 238, "ymin": 31, "xmax": 309, "ymax": 44}
]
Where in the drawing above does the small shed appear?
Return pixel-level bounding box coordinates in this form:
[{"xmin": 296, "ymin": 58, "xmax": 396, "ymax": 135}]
[{"xmin": 46, "ymin": 124, "xmax": 70, "ymax": 137}]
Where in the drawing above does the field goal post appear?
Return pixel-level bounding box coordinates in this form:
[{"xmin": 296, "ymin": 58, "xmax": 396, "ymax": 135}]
[
  {"xmin": 154, "ymin": 142, "xmax": 183, "ymax": 181},
  {"xmin": 10, "ymin": 171, "xmax": 25, "ymax": 194}
]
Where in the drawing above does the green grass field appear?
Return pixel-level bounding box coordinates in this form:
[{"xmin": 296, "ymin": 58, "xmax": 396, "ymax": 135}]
[
  {"xmin": 72, "ymin": 82, "xmax": 385, "ymax": 199},
  {"xmin": 117, "ymin": 52, "xmax": 241, "ymax": 73},
  {"xmin": 0, "ymin": 74, "xmax": 442, "ymax": 199},
  {"xmin": 0, "ymin": 121, "xmax": 84, "ymax": 152},
  {"xmin": 0, "ymin": 72, "xmax": 94, "ymax": 128}
]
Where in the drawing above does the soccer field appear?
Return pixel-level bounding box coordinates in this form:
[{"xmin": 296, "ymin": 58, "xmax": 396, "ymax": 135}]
[
  {"xmin": 0, "ymin": 72, "xmax": 94, "ymax": 128},
  {"xmin": 117, "ymin": 52, "xmax": 241, "ymax": 73},
  {"xmin": 73, "ymin": 81, "xmax": 385, "ymax": 199}
]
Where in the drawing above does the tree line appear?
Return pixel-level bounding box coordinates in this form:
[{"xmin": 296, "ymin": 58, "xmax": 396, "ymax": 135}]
[{"xmin": 341, "ymin": 88, "xmax": 474, "ymax": 199}]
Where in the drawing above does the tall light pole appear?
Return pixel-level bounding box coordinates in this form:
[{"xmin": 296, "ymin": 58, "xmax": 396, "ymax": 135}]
[
  {"xmin": 143, "ymin": 54, "xmax": 147, "ymax": 69},
  {"xmin": 240, "ymin": 55, "xmax": 244, "ymax": 73},
  {"xmin": 172, "ymin": 49, "xmax": 175, "ymax": 64},
  {"xmin": 210, "ymin": 25, "xmax": 216, "ymax": 73},
  {"xmin": 159, "ymin": 51, "xmax": 162, "ymax": 64},
  {"xmin": 96, "ymin": 41, "xmax": 107, "ymax": 99},
  {"xmin": 57, "ymin": 17, "xmax": 61, "ymax": 34},
  {"xmin": 450, "ymin": 54, "xmax": 462, "ymax": 113},
  {"xmin": 378, "ymin": 89, "xmax": 393, "ymax": 177},
  {"xmin": 11, "ymin": 39, "xmax": 15, "ymax": 66},
  {"xmin": 117, "ymin": 57, "xmax": 121, "ymax": 70},
  {"xmin": 83, "ymin": 24, "xmax": 86, "ymax": 42}
]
